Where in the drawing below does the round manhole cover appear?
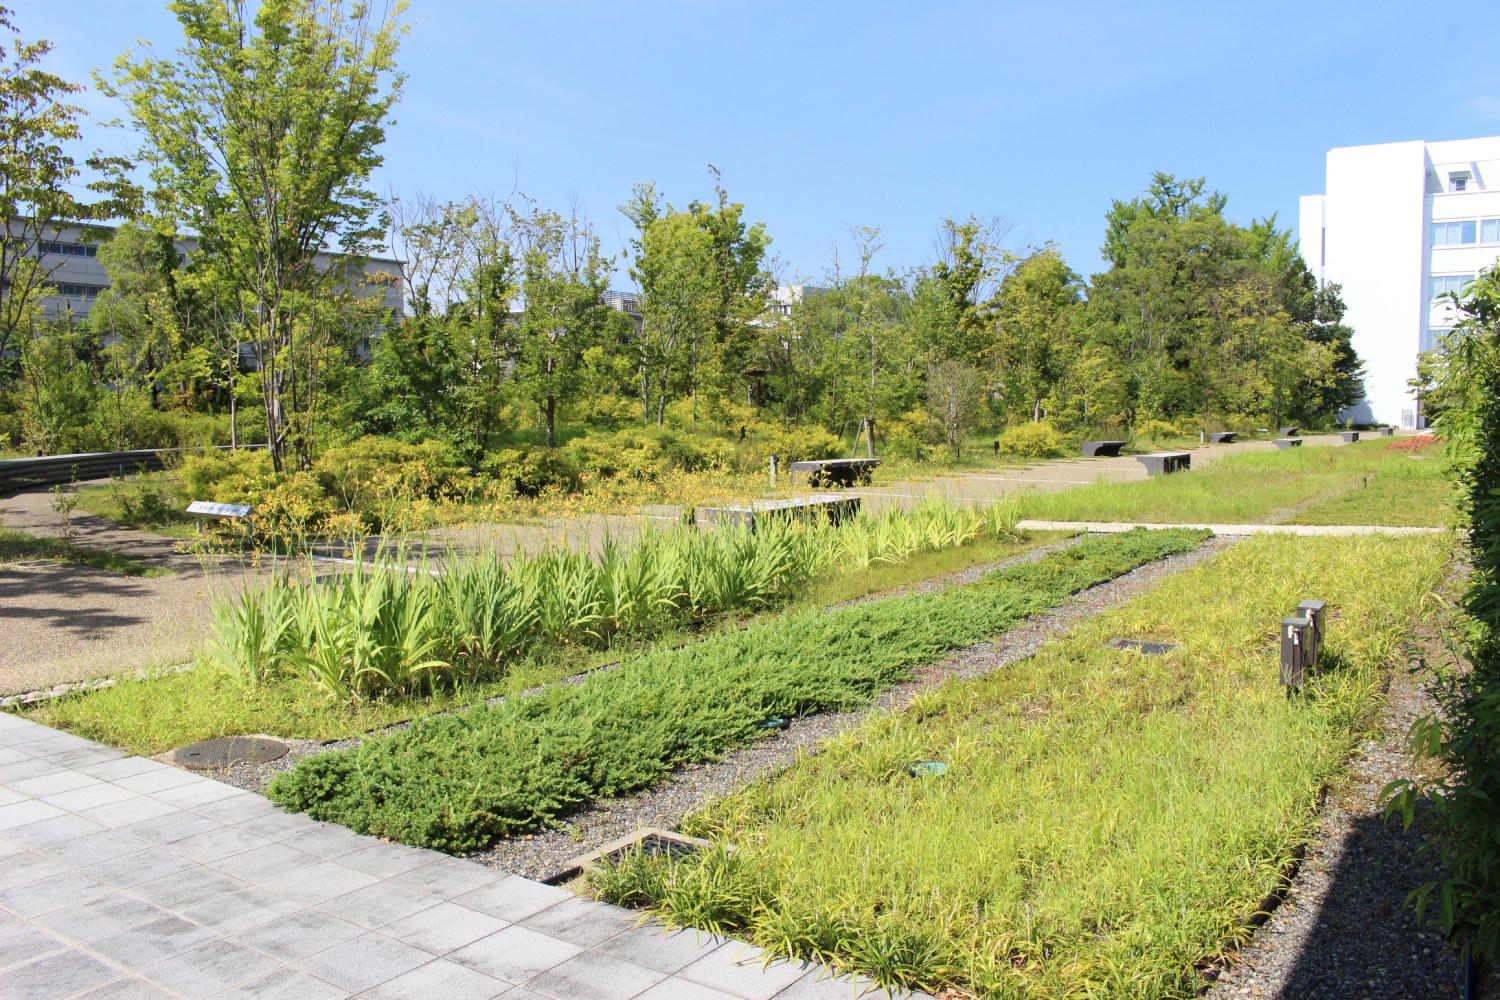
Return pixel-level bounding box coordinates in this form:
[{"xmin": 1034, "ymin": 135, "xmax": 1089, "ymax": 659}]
[{"xmin": 173, "ymin": 737, "xmax": 288, "ymax": 770}]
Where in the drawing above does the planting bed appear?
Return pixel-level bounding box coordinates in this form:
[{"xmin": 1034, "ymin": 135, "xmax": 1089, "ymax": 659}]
[
  {"xmin": 587, "ymin": 532, "xmax": 1451, "ymax": 998},
  {"xmin": 266, "ymin": 530, "xmax": 1206, "ymax": 852}
]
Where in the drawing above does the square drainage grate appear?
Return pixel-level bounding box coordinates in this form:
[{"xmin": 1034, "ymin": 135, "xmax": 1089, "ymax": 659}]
[
  {"xmin": 1106, "ymin": 638, "xmax": 1179, "ymax": 656},
  {"xmin": 546, "ymin": 828, "xmax": 719, "ymax": 885}
]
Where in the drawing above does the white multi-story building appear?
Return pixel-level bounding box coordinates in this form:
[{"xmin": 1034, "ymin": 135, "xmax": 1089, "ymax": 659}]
[{"xmin": 1300, "ymin": 136, "xmax": 1500, "ymax": 428}]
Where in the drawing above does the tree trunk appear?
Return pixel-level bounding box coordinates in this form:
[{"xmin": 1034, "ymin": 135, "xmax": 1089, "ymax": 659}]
[{"xmin": 545, "ymin": 395, "xmax": 556, "ymax": 449}]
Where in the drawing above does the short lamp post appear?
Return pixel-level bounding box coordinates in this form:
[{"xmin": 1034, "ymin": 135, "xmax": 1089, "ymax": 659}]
[{"xmin": 1281, "ymin": 616, "xmax": 1313, "ymax": 689}]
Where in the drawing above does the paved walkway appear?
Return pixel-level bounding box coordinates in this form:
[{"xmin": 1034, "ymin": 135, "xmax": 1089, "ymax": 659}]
[
  {"xmin": 1016, "ymin": 519, "xmax": 1448, "ymax": 536},
  {"xmin": 0, "ymin": 712, "xmax": 915, "ymax": 1000}
]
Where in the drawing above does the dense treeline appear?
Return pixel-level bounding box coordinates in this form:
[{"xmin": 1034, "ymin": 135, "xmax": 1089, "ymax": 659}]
[{"xmin": 0, "ymin": 0, "xmax": 1364, "ymax": 480}]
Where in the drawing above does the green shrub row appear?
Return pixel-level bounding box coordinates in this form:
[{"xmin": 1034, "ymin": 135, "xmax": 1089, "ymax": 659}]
[{"xmin": 267, "ymin": 529, "xmax": 1206, "ymax": 852}]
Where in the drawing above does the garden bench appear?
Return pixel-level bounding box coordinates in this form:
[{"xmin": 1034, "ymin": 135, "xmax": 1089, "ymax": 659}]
[
  {"xmin": 1207, "ymin": 432, "xmax": 1237, "ymax": 444},
  {"xmin": 788, "ymin": 457, "xmax": 880, "ymax": 488},
  {"xmin": 1273, "ymin": 438, "xmax": 1303, "ymax": 449},
  {"xmin": 1373, "ymin": 426, "xmax": 1394, "ymax": 437},
  {"xmin": 697, "ymin": 495, "xmax": 861, "ymax": 529},
  {"xmin": 1081, "ymin": 440, "xmax": 1126, "ymax": 457},
  {"xmin": 1279, "ymin": 426, "xmax": 1301, "ymax": 436},
  {"xmin": 1136, "ymin": 452, "xmax": 1191, "ymax": 476},
  {"xmin": 1338, "ymin": 431, "xmax": 1360, "ymax": 443}
]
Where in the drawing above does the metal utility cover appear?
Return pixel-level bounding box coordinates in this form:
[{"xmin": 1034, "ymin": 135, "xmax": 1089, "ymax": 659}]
[
  {"xmin": 173, "ymin": 736, "xmax": 289, "ymax": 770},
  {"xmin": 1106, "ymin": 638, "xmax": 1179, "ymax": 655}
]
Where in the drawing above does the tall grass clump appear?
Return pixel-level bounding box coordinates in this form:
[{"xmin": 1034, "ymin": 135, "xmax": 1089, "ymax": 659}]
[
  {"xmin": 267, "ymin": 529, "xmax": 1205, "ymax": 850},
  {"xmin": 204, "ymin": 497, "xmax": 1026, "ymax": 701},
  {"xmin": 589, "ymin": 533, "xmax": 1450, "ymax": 998}
]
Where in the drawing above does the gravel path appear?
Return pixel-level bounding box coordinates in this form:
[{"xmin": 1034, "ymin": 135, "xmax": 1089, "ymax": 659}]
[
  {"xmin": 1202, "ymin": 613, "xmax": 1481, "ymax": 998},
  {"xmin": 467, "ymin": 535, "xmax": 1235, "ymax": 881}
]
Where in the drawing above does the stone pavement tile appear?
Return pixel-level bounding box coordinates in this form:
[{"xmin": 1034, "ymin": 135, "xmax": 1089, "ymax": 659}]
[
  {"xmin": 78, "ymin": 795, "xmax": 182, "ymax": 829},
  {"xmin": 90, "ymin": 913, "xmax": 220, "ymax": 970},
  {"xmin": 132, "ymin": 867, "xmax": 247, "ymax": 910},
  {"xmin": 318, "ymin": 880, "xmax": 439, "ymax": 929},
  {"xmin": 339, "ymin": 841, "xmax": 445, "ymax": 879},
  {"xmin": 519, "ymin": 895, "xmax": 633, "ymax": 948},
  {"xmin": 0, "ymin": 785, "xmax": 26, "ymax": 807},
  {"xmin": 234, "ymin": 809, "xmax": 316, "ymax": 842},
  {"xmin": 449, "ymin": 924, "xmax": 583, "ymax": 985},
  {"xmin": 0, "ymin": 849, "xmax": 66, "ymax": 891},
  {"xmin": 452, "ymin": 874, "xmax": 571, "ymax": 922},
  {"xmin": 120, "ymin": 810, "xmax": 223, "ymax": 846},
  {"xmin": 51, "ymin": 747, "xmax": 128, "ymax": 771},
  {"xmin": 9, "ymin": 767, "xmax": 102, "ymax": 797},
  {"xmin": 0, "ymin": 760, "xmax": 65, "ymax": 787},
  {"xmin": 0, "ymin": 947, "xmax": 122, "ymax": 1000},
  {"xmin": 80, "ymin": 847, "xmax": 198, "ymax": 889},
  {"xmin": 230, "ymin": 906, "xmax": 365, "ymax": 962},
  {"xmin": 153, "ymin": 778, "xmax": 245, "ymax": 809},
  {"xmin": 168, "ymin": 825, "xmax": 275, "ymax": 864},
  {"xmin": 676, "ymin": 942, "xmax": 813, "ymax": 1000},
  {"xmin": 191, "ymin": 791, "xmax": 281, "ymax": 825},
  {"xmin": 0, "ymin": 921, "xmax": 68, "ymax": 970},
  {"xmin": 141, "ymin": 937, "xmax": 283, "ymax": 999},
  {"xmin": 212, "ymin": 965, "xmax": 352, "ymax": 1000},
  {"xmin": 4, "ymin": 811, "xmax": 108, "ymax": 846},
  {"xmin": 42, "ymin": 782, "xmax": 139, "ymax": 812},
  {"xmin": 73, "ymin": 976, "xmax": 179, "ymax": 999},
  {"xmin": 295, "ymin": 930, "xmax": 433, "ymax": 993},
  {"xmin": 0, "ymin": 798, "xmax": 65, "ymax": 831},
  {"xmin": 260, "ymin": 859, "xmax": 380, "ymax": 905},
  {"xmin": 634, "ymin": 980, "xmax": 742, "ymax": 1000},
  {"xmin": 0, "ymin": 870, "xmax": 112, "ymax": 919},
  {"xmin": 0, "ymin": 725, "xmax": 58, "ymax": 748},
  {"xmin": 364, "ymin": 957, "xmax": 512, "ymax": 1000},
  {"xmin": 74, "ymin": 756, "xmax": 165, "ymax": 783},
  {"xmin": 213, "ymin": 842, "xmax": 322, "ymax": 883},
  {"xmin": 36, "ymin": 892, "xmax": 167, "ymax": 944},
  {"xmin": 523, "ymin": 949, "xmax": 668, "ymax": 1000},
  {"xmin": 41, "ymin": 830, "xmax": 151, "ymax": 868},
  {"xmin": 383, "ymin": 899, "xmax": 509, "ymax": 956},
  {"xmin": 179, "ymin": 886, "xmax": 302, "ymax": 936},
  {"xmin": 112, "ymin": 767, "xmax": 204, "ymax": 796},
  {"xmin": 278, "ymin": 822, "xmax": 376, "ymax": 860},
  {"xmin": 394, "ymin": 856, "xmax": 507, "ymax": 901},
  {"xmin": 597, "ymin": 924, "xmax": 727, "ymax": 975},
  {"xmin": 774, "ymin": 971, "xmax": 902, "ymax": 998}
]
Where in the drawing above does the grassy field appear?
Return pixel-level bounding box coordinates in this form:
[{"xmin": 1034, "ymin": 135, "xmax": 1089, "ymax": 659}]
[
  {"xmin": 266, "ymin": 531, "xmax": 1205, "ymax": 852},
  {"xmin": 0, "ymin": 525, "xmax": 171, "ymax": 578},
  {"xmin": 1020, "ymin": 438, "xmax": 1450, "ymax": 526},
  {"xmin": 588, "ymin": 532, "xmax": 1451, "ymax": 998},
  {"xmin": 20, "ymin": 528, "xmax": 1066, "ymax": 755}
]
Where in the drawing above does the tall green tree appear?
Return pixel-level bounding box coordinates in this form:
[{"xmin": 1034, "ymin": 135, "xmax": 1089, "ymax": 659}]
[
  {"xmin": 996, "ymin": 246, "xmax": 1082, "ymax": 422},
  {"xmin": 104, "ymin": 0, "xmax": 409, "ymax": 470},
  {"xmin": 0, "ymin": 6, "xmax": 135, "ymax": 377}
]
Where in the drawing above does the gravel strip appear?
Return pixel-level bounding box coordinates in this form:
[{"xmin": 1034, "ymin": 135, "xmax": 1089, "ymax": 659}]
[
  {"xmin": 1201, "ymin": 617, "xmax": 1480, "ymax": 998},
  {"xmin": 465, "ymin": 535, "xmax": 1234, "ymax": 881}
]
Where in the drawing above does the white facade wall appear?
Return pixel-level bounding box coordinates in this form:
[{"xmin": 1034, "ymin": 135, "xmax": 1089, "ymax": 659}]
[{"xmin": 1303, "ymin": 136, "xmax": 1500, "ymax": 428}]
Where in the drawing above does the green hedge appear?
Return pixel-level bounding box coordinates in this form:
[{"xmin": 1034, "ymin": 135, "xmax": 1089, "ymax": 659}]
[{"xmin": 268, "ymin": 529, "xmax": 1206, "ymax": 852}]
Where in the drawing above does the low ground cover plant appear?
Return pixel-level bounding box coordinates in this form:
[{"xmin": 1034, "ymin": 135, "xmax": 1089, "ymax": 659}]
[
  {"xmin": 589, "ymin": 532, "xmax": 1450, "ymax": 997},
  {"xmin": 266, "ymin": 529, "xmax": 1205, "ymax": 852},
  {"xmin": 1023, "ymin": 438, "xmax": 1450, "ymax": 526}
]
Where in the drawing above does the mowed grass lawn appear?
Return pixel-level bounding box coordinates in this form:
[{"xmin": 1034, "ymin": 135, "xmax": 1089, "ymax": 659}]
[
  {"xmin": 592, "ymin": 532, "xmax": 1452, "ymax": 998},
  {"xmin": 1021, "ymin": 438, "xmax": 1450, "ymax": 526}
]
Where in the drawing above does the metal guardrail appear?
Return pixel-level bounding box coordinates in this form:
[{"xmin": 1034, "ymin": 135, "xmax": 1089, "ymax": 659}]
[{"xmin": 0, "ymin": 444, "xmax": 266, "ymax": 494}]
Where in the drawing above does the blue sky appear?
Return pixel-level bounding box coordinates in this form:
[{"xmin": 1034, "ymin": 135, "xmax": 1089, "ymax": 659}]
[{"xmin": 28, "ymin": 1, "xmax": 1500, "ymax": 285}]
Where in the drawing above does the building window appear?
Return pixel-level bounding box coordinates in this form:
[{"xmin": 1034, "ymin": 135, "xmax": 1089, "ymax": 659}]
[
  {"xmin": 37, "ymin": 240, "xmax": 98, "ymax": 258},
  {"xmin": 1483, "ymin": 219, "xmax": 1500, "ymax": 243},
  {"xmin": 1430, "ymin": 274, "xmax": 1472, "ymax": 300},
  {"xmin": 1432, "ymin": 220, "xmax": 1478, "ymax": 245},
  {"xmin": 1450, "ymin": 172, "xmax": 1471, "ymax": 192},
  {"xmin": 53, "ymin": 283, "xmax": 104, "ymax": 298}
]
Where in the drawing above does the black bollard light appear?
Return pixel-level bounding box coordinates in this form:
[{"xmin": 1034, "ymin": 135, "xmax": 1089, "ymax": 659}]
[
  {"xmin": 1280, "ymin": 616, "xmax": 1312, "ymax": 689},
  {"xmin": 1296, "ymin": 599, "xmax": 1328, "ymax": 666}
]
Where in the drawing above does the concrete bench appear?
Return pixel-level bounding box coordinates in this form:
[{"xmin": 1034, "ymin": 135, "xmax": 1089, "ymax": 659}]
[
  {"xmin": 1207, "ymin": 432, "xmax": 1237, "ymax": 444},
  {"xmin": 1279, "ymin": 426, "xmax": 1300, "ymax": 437},
  {"xmin": 788, "ymin": 458, "xmax": 880, "ymax": 488},
  {"xmin": 1082, "ymin": 440, "xmax": 1126, "ymax": 458},
  {"xmin": 1137, "ymin": 452, "xmax": 1191, "ymax": 476},
  {"xmin": 698, "ymin": 495, "xmax": 861, "ymax": 529},
  {"xmin": 1338, "ymin": 431, "xmax": 1360, "ymax": 443},
  {"xmin": 1373, "ymin": 426, "xmax": 1394, "ymax": 437},
  {"xmin": 1273, "ymin": 438, "xmax": 1303, "ymax": 450}
]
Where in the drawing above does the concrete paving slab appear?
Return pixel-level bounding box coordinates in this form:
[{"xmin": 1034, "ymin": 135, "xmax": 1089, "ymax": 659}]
[{"xmin": 0, "ymin": 714, "xmax": 927, "ymax": 999}]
